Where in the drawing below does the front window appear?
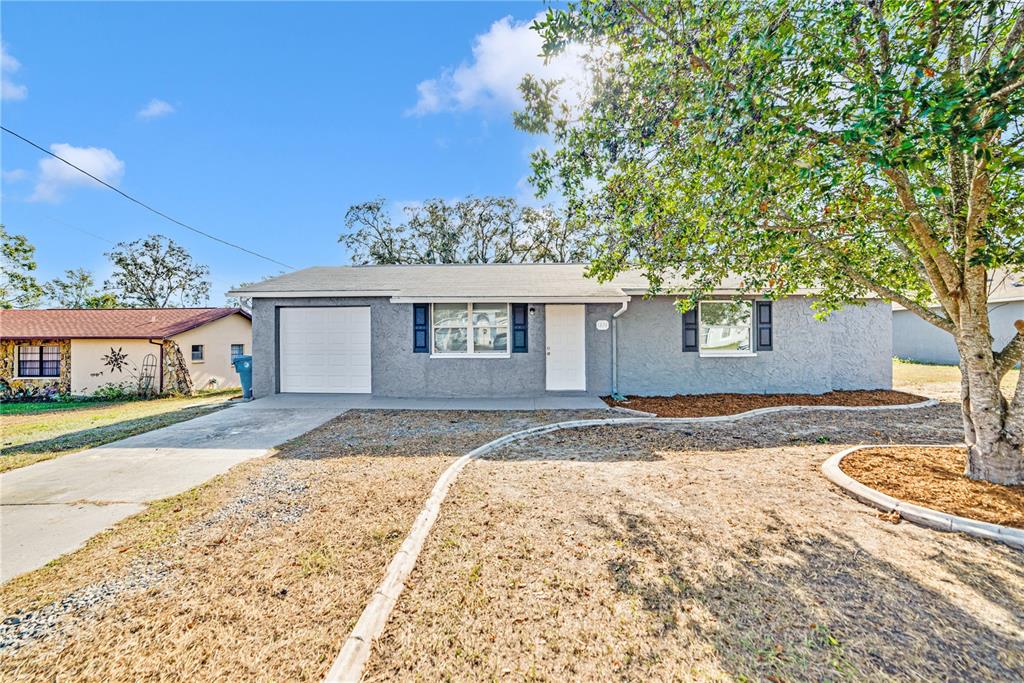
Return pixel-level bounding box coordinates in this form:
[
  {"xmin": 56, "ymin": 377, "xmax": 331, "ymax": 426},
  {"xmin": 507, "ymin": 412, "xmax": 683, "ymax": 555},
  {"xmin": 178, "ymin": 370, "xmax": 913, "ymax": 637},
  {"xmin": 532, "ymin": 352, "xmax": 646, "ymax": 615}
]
[
  {"xmin": 432, "ymin": 303, "xmax": 509, "ymax": 356},
  {"xmin": 230, "ymin": 343, "xmax": 244, "ymax": 358},
  {"xmin": 18, "ymin": 345, "xmax": 61, "ymax": 377},
  {"xmin": 191, "ymin": 344, "xmax": 204, "ymax": 361},
  {"xmin": 699, "ymin": 301, "xmax": 753, "ymax": 355}
]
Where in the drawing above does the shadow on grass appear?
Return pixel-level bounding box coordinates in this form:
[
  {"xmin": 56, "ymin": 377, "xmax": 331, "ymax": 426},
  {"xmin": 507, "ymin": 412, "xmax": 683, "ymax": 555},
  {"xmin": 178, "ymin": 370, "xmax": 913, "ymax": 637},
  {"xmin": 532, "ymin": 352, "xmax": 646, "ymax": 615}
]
[
  {"xmin": 588, "ymin": 508, "xmax": 1022, "ymax": 680},
  {"xmin": 0, "ymin": 403, "xmax": 229, "ymax": 471}
]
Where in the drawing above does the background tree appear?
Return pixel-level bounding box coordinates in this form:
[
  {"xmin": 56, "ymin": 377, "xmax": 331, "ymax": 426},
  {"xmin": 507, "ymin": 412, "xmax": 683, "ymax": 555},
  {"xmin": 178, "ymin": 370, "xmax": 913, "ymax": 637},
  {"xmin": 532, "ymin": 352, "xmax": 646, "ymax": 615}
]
[
  {"xmin": 224, "ymin": 277, "xmax": 281, "ymax": 310},
  {"xmin": 105, "ymin": 234, "xmax": 211, "ymax": 308},
  {"xmin": 0, "ymin": 224, "xmax": 44, "ymax": 309},
  {"xmin": 518, "ymin": 0, "xmax": 1024, "ymax": 483},
  {"xmin": 340, "ymin": 196, "xmax": 597, "ymax": 264},
  {"xmin": 45, "ymin": 268, "xmax": 119, "ymax": 308}
]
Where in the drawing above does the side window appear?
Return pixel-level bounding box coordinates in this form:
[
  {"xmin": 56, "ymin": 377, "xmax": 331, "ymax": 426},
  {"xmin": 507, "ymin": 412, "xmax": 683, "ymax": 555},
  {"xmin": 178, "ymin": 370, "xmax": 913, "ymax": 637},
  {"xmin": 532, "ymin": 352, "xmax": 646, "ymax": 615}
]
[
  {"xmin": 230, "ymin": 343, "xmax": 244, "ymax": 358},
  {"xmin": 191, "ymin": 344, "xmax": 204, "ymax": 361},
  {"xmin": 698, "ymin": 301, "xmax": 753, "ymax": 355}
]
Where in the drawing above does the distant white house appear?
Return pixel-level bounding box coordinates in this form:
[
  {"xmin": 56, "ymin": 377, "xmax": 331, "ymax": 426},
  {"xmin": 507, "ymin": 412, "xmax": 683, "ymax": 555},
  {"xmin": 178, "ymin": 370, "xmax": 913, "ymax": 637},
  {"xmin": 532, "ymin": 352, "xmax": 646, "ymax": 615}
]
[{"xmin": 892, "ymin": 270, "xmax": 1023, "ymax": 365}]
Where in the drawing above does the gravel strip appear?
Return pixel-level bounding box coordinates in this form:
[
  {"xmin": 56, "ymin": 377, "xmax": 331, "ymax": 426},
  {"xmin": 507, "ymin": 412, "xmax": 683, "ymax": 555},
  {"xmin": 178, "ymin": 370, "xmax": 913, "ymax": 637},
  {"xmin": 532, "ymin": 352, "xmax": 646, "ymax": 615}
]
[{"xmin": 0, "ymin": 560, "xmax": 170, "ymax": 652}]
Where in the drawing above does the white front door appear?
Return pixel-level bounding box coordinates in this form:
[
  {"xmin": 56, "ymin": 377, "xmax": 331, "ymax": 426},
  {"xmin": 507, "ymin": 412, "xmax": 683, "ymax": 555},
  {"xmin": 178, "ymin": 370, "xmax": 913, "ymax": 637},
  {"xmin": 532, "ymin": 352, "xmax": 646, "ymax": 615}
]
[
  {"xmin": 279, "ymin": 307, "xmax": 372, "ymax": 393},
  {"xmin": 545, "ymin": 304, "xmax": 586, "ymax": 391}
]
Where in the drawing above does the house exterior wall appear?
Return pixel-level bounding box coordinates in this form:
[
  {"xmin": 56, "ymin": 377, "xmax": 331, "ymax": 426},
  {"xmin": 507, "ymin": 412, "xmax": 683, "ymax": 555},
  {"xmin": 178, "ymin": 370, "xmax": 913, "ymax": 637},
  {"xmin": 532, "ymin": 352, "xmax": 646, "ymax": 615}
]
[
  {"xmin": 252, "ymin": 295, "xmax": 890, "ymax": 398},
  {"xmin": 893, "ymin": 301, "xmax": 1024, "ymax": 365},
  {"xmin": 615, "ymin": 296, "xmax": 891, "ymax": 395},
  {"xmin": 170, "ymin": 312, "xmax": 252, "ymax": 391},
  {"xmin": 253, "ymin": 297, "xmax": 554, "ymax": 398},
  {"xmin": 1, "ymin": 338, "xmax": 72, "ymax": 395},
  {"xmin": 70, "ymin": 338, "xmax": 158, "ymax": 394}
]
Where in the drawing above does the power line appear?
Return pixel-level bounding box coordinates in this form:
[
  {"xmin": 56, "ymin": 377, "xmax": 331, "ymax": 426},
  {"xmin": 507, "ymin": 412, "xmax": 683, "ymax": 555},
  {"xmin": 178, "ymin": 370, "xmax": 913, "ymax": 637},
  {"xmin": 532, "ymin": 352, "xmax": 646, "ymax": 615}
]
[
  {"xmin": 1, "ymin": 125, "xmax": 295, "ymax": 271},
  {"xmin": 40, "ymin": 214, "xmax": 116, "ymax": 245}
]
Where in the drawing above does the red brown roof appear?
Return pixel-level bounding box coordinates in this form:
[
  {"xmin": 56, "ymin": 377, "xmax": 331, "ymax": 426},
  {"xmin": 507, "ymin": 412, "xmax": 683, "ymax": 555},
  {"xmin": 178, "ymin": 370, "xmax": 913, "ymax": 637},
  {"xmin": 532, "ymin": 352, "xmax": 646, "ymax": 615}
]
[{"xmin": 0, "ymin": 308, "xmax": 251, "ymax": 340}]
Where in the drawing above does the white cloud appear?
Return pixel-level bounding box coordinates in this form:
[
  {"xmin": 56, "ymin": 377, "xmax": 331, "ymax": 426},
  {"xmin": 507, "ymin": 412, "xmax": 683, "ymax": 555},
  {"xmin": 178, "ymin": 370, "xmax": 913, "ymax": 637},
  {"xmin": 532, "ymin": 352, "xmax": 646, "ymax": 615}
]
[
  {"xmin": 2, "ymin": 168, "xmax": 28, "ymax": 183},
  {"xmin": 29, "ymin": 143, "xmax": 125, "ymax": 203},
  {"xmin": 137, "ymin": 98, "xmax": 175, "ymax": 119},
  {"xmin": 409, "ymin": 13, "xmax": 592, "ymax": 116},
  {"xmin": 1, "ymin": 43, "xmax": 27, "ymax": 101}
]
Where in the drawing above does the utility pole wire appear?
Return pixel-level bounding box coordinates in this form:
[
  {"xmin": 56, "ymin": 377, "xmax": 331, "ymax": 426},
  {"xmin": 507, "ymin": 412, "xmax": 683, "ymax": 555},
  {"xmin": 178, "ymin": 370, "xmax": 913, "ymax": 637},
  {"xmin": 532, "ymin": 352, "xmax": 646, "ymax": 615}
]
[{"xmin": 1, "ymin": 125, "xmax": 295, "ymax": 270}]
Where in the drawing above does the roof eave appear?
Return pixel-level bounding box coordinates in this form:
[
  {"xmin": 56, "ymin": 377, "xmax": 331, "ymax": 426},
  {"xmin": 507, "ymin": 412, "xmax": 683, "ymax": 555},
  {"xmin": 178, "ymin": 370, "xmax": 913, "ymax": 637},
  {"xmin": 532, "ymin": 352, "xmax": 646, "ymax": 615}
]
[
  {"xmin": 236, "ymin": 290, "xmax": 402, "ymax": 298},
  {"xmin": 388, "ymin": 295, "xmax": 630, "ymax": 304}
]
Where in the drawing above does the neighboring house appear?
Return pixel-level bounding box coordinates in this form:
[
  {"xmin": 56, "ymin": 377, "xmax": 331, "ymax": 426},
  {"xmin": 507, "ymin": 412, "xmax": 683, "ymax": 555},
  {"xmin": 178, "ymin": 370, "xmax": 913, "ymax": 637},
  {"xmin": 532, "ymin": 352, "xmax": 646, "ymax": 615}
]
[
  {"xmin": 229, "ymin": 264, "xmax": 891, "ymax": 399},
  {"xmin": 892, "ymin": 270, "xmax": 1024, "ymax": 365},
  {"xmin": 0, "ymin": 308, "xmax": 252, "ymax": 396}
]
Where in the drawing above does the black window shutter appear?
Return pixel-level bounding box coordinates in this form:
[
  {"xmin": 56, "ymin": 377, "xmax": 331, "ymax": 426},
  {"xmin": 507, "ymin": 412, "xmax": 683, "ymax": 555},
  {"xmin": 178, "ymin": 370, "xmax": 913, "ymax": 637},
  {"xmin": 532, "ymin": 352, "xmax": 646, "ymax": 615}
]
[
  {"xmin": 413, "ymin": 303, "xmax": 429, "ymax": 353},
  {"xmin": 755, "ymin": 301, "xmax": 773, "ymax": 351},
  {"xmin": 682, "ymin": 308, "xmax": 698, "ymax": 352},
  {"xmin": 511, "ymin": 303, "xmax": 528, "ymax": 353}
]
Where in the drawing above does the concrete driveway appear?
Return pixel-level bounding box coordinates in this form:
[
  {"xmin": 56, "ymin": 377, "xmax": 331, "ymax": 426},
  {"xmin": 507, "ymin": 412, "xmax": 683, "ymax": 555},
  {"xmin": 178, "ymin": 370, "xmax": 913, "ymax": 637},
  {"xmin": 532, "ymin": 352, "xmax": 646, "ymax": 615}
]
[{"xmin": 0, "ymin": 395, "xmax": 349, "ymax": 583}]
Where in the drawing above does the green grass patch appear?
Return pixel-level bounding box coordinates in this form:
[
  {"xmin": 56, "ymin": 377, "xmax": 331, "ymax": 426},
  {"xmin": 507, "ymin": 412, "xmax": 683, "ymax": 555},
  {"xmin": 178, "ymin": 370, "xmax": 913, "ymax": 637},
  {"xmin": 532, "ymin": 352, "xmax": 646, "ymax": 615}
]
[
  {"xmin": 0, "ymin": 400, "xmax": 115, "ymax": 416},
  {"xmin": 0, "ymin": 391, "xmax": 239, "ymax": 473}
]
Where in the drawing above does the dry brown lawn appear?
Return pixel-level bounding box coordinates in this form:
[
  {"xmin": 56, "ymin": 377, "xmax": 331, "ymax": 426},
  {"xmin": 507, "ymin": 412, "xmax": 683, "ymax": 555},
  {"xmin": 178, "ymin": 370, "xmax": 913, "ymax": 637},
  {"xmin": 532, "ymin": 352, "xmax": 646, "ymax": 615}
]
[
  {"xmin": 892, "ymin": 358, "xmax": 1019, "ymax": 402},
  {"xmin": 0, "ymin": 409, "xmax": 606, "ymax": 682},
  {"xmin": 365, "ymin": 405, "xmax": 1023, "ymax": 681}
]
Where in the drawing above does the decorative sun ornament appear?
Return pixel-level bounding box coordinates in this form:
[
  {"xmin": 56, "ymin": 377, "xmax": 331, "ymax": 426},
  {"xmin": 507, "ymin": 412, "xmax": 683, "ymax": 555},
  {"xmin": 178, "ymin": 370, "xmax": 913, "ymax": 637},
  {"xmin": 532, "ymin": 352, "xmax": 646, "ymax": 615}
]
[{"xmin": 102, "ymin": 347, "xmax": 130, "ymax": 373}]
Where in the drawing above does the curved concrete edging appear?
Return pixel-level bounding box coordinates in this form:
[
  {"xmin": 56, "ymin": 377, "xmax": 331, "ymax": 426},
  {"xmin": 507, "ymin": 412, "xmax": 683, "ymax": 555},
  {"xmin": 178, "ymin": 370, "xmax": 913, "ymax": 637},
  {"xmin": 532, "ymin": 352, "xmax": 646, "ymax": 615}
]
[
  {"xmin": 323, "ymin": 397, "xmax": 939, "ymax": 683},
  {"xmin": 822, "ymin": 444, "xmax": 1024, "ymax": 550}
]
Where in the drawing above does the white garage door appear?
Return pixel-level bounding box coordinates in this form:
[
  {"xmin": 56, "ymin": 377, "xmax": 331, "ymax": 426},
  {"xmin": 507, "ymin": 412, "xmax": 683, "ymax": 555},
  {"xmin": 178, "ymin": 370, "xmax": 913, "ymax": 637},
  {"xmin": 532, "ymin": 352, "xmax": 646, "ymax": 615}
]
[{"xmin": 279, "ymin": 307, "xmax": 371, "ymax": 393}]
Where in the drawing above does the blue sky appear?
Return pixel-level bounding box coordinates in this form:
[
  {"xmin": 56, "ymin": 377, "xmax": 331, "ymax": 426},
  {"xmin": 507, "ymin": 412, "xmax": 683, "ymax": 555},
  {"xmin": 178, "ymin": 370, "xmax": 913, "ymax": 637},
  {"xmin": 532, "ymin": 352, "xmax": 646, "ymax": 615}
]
[{"xmin": 1, "ymin": 1, "xmax": 578, "ymax": 303}]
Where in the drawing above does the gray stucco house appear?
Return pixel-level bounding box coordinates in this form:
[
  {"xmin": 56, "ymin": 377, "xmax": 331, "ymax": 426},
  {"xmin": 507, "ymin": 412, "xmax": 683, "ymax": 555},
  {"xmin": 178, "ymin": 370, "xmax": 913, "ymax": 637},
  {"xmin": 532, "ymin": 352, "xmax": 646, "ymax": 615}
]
[
  {"xmin": 230, "ymin": 264, "xmax": 892, "ymax": 399},
  {"xmin": 893, "ymin": 270, "xmax": 1023, "ymax": 366}
]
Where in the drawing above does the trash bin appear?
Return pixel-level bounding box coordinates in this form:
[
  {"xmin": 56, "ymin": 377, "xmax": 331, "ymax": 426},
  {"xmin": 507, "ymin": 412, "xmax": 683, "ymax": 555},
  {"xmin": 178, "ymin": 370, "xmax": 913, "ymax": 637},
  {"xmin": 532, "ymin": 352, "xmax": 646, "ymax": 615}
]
[{"xmin": 231, "ymin": 354, "xmax": 253, "ymax": 400}]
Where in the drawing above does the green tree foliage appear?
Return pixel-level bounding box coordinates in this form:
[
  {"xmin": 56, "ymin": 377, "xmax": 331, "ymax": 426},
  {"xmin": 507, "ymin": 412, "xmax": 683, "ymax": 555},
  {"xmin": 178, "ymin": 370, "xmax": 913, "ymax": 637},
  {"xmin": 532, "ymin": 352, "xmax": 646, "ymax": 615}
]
[
  {"xmin": 339, "ymin": 196, "xmax": 598, "ymax": 264},
  {"xmin": 0, "ymin": 224, "xmax": 44, "ymax": 309},
  {"xmin": 45, "ymin": 268, "xmax": 120, "ymax": 308},
  {"xmin": 104, "ymin": 234, "xmax": 211, "ymax": 308},
  {"xmin": 517, "ymin": 0, "xmax": 1024, "ymax": 483}
]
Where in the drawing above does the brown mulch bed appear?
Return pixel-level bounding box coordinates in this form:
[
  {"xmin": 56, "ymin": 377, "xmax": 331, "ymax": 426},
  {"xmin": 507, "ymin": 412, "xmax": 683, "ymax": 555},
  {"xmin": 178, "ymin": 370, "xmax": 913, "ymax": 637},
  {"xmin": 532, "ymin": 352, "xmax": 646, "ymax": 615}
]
[
  {"xmin": 841, "ymin": 446, "xmax": 1024, "ymax": 529},
  {"xmin": 605, "ymin": 389, "xmax": 927, "ymax": 417}
]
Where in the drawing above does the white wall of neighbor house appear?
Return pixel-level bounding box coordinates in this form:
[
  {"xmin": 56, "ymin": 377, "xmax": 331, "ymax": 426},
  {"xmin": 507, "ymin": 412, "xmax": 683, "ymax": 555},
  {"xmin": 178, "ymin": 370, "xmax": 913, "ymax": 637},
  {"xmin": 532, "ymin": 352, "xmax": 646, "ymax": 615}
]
[
  {"xmin": 893, "ymin": 301, "xmax": 1024, "ymax": 365},
  {"xmin": 171, "ymin": 313, "xmax": 252, "ymax": 391},
  {"xmin": 69, "ymin": 338, "xmax": 159, "ymax": 395}
]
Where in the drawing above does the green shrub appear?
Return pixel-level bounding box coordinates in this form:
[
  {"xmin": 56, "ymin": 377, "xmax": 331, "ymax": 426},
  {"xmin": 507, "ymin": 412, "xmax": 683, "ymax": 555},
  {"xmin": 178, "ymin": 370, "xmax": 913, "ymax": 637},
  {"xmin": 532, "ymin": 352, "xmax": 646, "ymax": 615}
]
[{"xmin": 90, "ymin": 382, "xmax": 141, "ymax": 401}]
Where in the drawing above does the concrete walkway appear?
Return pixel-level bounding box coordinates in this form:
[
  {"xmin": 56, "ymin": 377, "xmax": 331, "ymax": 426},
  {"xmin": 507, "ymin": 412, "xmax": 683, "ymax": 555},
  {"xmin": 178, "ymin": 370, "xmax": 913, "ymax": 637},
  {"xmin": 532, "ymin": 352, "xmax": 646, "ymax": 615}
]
[
  {"xmin": 252, "ymin": 393, "xmax": 609, "ymax": 412},
  {"xmin": 0, "ymin": 397, "xmax": 349, "ymax": 583}
]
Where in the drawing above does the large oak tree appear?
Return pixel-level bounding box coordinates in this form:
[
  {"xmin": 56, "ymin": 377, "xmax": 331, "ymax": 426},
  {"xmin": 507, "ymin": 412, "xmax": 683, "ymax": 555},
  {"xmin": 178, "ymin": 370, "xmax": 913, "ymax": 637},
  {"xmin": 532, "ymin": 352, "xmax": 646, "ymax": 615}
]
[
  {"xmin": 518, "ymin": 0, "xmax": 1024, "ymax": 483},
  {"xmin": 105, "ymin": 234, "xmax": 211, "ymax": 308}
]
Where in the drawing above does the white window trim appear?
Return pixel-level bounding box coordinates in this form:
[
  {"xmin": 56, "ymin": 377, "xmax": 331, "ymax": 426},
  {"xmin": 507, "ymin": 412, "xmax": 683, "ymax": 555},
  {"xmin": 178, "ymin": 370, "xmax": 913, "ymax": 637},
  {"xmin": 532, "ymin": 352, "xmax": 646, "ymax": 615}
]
[
  {"xmin": 697, "ymin": 300, "xmax": 757, "ymax": 358},
  {"xmin": 191, "ymin": 344, "xmax": 205, "ymax": 363},
  {"xmin": 430, "ymin": 302, "xmax": 511, "ymax": 358}
]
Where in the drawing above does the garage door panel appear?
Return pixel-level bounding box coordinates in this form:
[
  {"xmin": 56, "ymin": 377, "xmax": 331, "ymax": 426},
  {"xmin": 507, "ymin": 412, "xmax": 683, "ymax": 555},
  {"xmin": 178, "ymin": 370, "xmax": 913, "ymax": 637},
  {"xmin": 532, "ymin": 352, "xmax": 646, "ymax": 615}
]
[{"xmin": 279, "ymin": 307, "xmax": 372, "ymax": 393}]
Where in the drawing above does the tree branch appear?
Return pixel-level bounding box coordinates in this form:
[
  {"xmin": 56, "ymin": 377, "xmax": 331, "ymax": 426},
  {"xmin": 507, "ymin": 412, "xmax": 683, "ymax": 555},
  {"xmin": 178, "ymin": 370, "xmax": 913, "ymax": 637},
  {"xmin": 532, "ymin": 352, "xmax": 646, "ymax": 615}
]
[
  {"xmin": 994, "ymin": 319, "xmax": 1024, "ymax": 379},
  {"xmin": 814, "ymin": 243, "xmax": 956, "ymax": 332},
  {"xmin": 883, "ymin": 168, "xmax": 962, "ymax": 309}
]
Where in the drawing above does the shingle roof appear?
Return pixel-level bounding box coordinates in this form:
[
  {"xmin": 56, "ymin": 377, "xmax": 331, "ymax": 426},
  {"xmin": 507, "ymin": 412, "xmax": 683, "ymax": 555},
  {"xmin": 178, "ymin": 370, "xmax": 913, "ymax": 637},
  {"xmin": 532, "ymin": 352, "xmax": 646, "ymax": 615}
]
[
  {"xmin": 0, "ymin": 308, "xmax": 251, "ymax": 340},
  {"xmin": 891, "ymin": 269, "xmax": 1023, "ymax": 309},
  {"xmin": 989, "ymin": 270, "xmax": 1024, "ymax": 303},
  {"xmin": 228, "ymin": 264, "xmax": 791, "ymax": 301}
]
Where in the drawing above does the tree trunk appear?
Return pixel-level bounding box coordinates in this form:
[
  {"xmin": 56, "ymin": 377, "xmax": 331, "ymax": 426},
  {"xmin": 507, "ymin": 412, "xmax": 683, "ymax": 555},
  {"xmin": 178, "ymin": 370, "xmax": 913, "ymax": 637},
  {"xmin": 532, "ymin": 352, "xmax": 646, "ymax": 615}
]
[{"xmin": 958, "ymin": 327, "xmax": 1024, "ymax": 485}]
